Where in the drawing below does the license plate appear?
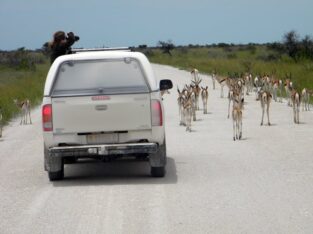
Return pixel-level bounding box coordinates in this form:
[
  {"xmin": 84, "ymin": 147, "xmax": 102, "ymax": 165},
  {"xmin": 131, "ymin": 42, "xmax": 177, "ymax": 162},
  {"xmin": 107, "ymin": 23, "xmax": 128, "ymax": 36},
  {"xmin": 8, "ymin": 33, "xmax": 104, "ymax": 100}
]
[{"xmin": 87, "ymin": 133, "xmax": 118, "ymax": 144}]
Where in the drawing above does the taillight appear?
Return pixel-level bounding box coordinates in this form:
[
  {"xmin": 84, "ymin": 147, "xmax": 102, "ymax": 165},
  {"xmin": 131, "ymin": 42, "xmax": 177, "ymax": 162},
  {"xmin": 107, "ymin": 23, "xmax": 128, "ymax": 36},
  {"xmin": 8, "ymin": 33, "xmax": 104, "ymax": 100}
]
[
  {"xmin": 42, "ymin": 104, "xmax": 53, "ymax": 131},
  {"xmin": 151, "ymin": 100, "xmax": 163, "ymax": 126}
]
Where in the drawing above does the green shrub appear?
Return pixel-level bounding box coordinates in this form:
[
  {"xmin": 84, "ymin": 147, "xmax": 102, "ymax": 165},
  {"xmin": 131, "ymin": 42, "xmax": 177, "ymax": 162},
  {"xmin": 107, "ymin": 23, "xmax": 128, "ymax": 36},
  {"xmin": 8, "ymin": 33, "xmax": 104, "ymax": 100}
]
[{"xmin": 0, "ymin": 62, "xmax": 49, "ymax": 124}]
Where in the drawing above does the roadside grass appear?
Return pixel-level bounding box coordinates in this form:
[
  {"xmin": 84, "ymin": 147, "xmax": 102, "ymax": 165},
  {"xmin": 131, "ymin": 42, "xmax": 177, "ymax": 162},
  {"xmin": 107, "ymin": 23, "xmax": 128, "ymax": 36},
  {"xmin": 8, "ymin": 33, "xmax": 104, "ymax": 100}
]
[
  {"xmin": 147, "ymin": 46, "xmax": 313, "ymax": 91},
  {"xmin": 0, "ymin": 63, "xmax": 49, "ymax": 124}
]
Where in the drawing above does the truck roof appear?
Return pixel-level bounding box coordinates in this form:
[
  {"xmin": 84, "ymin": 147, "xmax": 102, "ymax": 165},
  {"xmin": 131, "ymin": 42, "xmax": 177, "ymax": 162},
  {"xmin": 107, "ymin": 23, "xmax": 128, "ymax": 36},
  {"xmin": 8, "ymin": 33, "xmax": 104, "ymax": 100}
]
[{"xmin": 44, "ymin": 51, "xmax": 158, "ymax": 96}]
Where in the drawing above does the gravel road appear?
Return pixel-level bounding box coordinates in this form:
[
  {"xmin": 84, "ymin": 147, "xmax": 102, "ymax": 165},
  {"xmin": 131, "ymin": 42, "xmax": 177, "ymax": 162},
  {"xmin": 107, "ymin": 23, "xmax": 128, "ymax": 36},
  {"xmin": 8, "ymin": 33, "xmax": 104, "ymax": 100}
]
[{"xmin": 1, "ymin": 64, "xmax": 313, "ymax": 234}]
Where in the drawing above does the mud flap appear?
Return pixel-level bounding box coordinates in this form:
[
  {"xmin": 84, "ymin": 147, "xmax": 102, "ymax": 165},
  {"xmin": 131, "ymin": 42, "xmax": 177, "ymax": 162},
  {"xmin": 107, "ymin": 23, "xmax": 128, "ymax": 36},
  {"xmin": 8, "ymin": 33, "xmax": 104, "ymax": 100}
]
[
  {"xmin": 149, "ymin": 140, "xmax": 167, "ymax": 167},
  {"xmin": 44, "ymin": 145, "xmax": 63, "ymax": 172}
]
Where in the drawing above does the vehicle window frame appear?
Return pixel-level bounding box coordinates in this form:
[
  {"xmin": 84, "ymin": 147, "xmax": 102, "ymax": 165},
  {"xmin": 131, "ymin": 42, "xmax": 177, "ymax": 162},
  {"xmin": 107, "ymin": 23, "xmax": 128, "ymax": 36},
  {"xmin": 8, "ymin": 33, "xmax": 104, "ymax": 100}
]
[{"xmin": 50, "ymin": 58, "xmax": 152, "ymax": 97}]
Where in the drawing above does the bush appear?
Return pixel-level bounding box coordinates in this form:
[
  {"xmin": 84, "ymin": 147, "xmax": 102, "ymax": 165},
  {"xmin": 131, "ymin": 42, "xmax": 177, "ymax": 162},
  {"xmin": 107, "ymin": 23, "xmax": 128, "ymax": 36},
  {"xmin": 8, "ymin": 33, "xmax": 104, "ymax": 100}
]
[
  {"xmin": 227, "ymin": 53, "xmax": 237, "ymax": 59},
  {"xmin": 177, "ymin": 47, "xmax": 189, "ymax": 54},
  {"xmin": 257, "ymin": 53, "xmax": 280, "ymax": 62},
  {"xmin": 0, "ymin": 48, "xmax": 46, "ymax": 71},
  {"xmin": 217, "ymin": 43, "xmax": 230, "ymax": 48}
]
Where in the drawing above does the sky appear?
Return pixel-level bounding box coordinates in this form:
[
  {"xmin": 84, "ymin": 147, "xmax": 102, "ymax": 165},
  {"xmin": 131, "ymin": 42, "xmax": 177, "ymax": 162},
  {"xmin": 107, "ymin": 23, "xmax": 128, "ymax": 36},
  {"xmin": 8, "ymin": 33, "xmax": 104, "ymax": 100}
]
[{"xmin": 0, "ymin": 0, "xmax": 312, "ymax": 50}]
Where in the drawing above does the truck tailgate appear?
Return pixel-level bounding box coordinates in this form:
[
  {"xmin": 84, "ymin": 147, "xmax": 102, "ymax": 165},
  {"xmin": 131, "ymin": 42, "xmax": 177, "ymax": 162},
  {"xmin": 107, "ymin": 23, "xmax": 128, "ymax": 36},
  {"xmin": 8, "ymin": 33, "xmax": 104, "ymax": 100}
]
[{"xmin": 52, "ymin": 94, "xmax": 151, "ymax": 134}]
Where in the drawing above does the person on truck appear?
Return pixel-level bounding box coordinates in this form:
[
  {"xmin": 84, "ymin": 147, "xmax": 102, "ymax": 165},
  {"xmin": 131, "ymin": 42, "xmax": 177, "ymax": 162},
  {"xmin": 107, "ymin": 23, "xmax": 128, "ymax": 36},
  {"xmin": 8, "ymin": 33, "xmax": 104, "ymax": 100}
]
[{"xmin": 48, "ymin": 31, "xmax": 80, "ymax": 64}]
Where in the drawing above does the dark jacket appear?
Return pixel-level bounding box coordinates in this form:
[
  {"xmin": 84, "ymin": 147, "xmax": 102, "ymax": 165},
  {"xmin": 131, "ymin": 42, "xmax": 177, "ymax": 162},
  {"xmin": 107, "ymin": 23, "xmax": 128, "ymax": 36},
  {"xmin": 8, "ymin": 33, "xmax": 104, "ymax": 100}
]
[{"xmin": 50, "ymin": 33, "xmax": 77, "ymax": 64}]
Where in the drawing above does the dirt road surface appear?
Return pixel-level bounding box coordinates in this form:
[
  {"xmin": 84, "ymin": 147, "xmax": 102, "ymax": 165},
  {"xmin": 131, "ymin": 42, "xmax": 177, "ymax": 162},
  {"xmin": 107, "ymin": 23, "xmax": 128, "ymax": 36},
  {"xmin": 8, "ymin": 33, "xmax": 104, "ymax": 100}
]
[{"xmin": 1, "ymin": 64, "xmax": 313, "ymax": 234}]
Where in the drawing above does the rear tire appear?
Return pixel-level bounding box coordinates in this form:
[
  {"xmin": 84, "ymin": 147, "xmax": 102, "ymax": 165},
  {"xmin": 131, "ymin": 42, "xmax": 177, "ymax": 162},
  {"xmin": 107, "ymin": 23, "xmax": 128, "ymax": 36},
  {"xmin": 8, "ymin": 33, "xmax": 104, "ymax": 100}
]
[
  {"xmin": 48, "ymin": 158, "xmax": 64, "ymax": 181},
  {"xmin": 48, "ymin": 170, "xmax": 64, "ymax": 181},
  {"xmin": 151, "ymin": 166, "xmax": 166, "ymax": 177}
]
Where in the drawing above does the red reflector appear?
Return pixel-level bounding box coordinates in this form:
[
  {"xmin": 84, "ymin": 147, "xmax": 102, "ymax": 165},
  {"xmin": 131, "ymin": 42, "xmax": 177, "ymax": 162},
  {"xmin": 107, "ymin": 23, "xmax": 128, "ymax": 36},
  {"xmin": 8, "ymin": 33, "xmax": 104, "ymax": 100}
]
[
  {"xmin": 92, "ymin": 96, "xmax": 110, "ymax": 101},
  {"xmin": 151, "ymin": 100, "xmax": 163, "ymax": 126},
  {"xmin": 42, "ymin": 104, "xmax": 53, "ymax": 131}
]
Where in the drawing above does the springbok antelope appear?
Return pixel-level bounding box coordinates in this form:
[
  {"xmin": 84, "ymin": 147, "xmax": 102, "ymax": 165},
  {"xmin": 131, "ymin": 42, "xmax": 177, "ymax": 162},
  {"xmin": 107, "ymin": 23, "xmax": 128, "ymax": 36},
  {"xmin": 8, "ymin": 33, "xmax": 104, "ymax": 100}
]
[
  {"xmin": 189, "ymin": 85, "xmax": 197, "ymax": 121},
  {"xmin": 232, "ymin": 92, "xmax": 244, "ymax": 141},
  {"xmin": 191, "ymin": 68, "xmax": 199, "ymax": 80},
  {"xmin": 236, "ymin": 77, "xmax": 245, "ymax": 96},
  {"xmin": 271, "ymin": 79, "xmax": 279, "ymax": 102},
  {"xmin": 245, "ymin": 73, "xmax": 253, "ymax": 95},
  {"xmin": 177, "ymin": 87, "xmax": 186, "ymax": 126},
  {"xmin": 284, "ymin": 78, "xmax": 293, "ymax": 106},
  {"xmin": 13, "ymin": 99, "xmax": 32, "ymax": 125},
  {"xmin": 254, "ymin": 76, "xmax": 261, "ymax": 100},
  {"xmin": 0, "ymin": 107, "xmax": 3, "ymax": 138},
  {"xmin": 216, "ymin": 76, "xmax": 231, "ymax": 98},
  {"xmin": 227, "ymin": 78, "xmax": 245, "ymax": 117},
  {"xmin": 301, "ymin": 88, "xmax": 310, "ymax": 111},
  {"xmin": 183, "ymin": 92, "xmax": 193, "ymax": 132},
  {"xmin": 201, "ymin": 86, "xmax": 209, "ymax": 114},
  {"xmin": 262, "ymin": 75, "xmax": 271, "ymax": 92},
  {"xmin": 307, "ymin": 89, "xmax": 313, "ymax": 110},
  {"xmin": 219, "ymin": 77, "xmax": 227, "ymax": 98},
  {"xmin": 177, "ymin": 87, "xmax": 188, "ymax": 126},
  {"xmin": 191, "ymin": 69, "xmax": 202, "ymax": 110},
  {"xmin": 291, "ymin": 89, "xmax": 301, "ymax": 124},
  {"xmin": 160, "ymin": 89, "xmax": 170, "ymax": 99},
  {"xmin": 211, "ymin": 72, "xmax": 216, "ymax": 90},
  {"xmin": 227, "ymin": 88, "xmax": 234, "ymax": 119},
  {"xmin": 257, "ymin": 88, "xmax": 272, "ymax": 126},
  {"xmin": 278, "ymin": 79, "xmax": 284, "ymax": 102}
]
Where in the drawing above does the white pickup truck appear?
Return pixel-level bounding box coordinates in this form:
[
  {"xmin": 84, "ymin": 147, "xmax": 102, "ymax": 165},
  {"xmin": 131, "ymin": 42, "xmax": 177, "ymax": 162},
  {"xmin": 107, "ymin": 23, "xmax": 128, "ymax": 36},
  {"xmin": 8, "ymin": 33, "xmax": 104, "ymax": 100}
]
[{"xmin": 42, "ymin": 49, "xmax": 172, "ymax": 180}]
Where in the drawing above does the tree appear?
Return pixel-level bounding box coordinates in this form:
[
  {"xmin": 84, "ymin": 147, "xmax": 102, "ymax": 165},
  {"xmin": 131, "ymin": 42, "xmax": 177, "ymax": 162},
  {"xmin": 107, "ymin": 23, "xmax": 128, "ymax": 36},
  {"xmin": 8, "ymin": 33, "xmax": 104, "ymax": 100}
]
[
  {"xmin": 157, "ymin": 40, "xmax": 175, "ymax": 56},
  {"xmin": 41, "ymin": 42, "xmax": 51, "ymax": 56},
  {"xmin": 300, "ymin": 35, "xmax": 313, "ymax": 59},
  {"xmin": 138, "ymin": 44, "xmax": 147, "ymax": 49},
  {"xmin": 283, "ymin": 30, "xmax": 299, "ymax": 61}
]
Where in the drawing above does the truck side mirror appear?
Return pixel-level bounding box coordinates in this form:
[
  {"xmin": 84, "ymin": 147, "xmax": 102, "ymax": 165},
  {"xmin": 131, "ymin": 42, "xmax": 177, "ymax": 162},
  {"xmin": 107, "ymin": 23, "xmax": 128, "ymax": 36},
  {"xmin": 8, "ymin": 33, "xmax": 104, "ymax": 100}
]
[{"xmin": 160, "ymin": 79, "xmax": 173, "ymax": 91}]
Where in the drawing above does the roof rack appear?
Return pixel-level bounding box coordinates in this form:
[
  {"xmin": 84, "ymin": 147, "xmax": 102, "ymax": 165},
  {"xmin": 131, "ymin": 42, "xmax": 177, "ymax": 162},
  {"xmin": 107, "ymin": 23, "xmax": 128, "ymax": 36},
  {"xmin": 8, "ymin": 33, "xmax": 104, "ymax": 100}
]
[{"xmin": 71, "ymin": 47, "xmax": 131, "ymax": 53}]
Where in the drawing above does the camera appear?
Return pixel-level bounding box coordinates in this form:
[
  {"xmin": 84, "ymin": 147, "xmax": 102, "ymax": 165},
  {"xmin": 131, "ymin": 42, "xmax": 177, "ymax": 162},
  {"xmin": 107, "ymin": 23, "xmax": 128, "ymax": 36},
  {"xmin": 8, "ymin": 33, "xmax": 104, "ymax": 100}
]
[{"xmin": 67, "ymin": 32, "xmax": 80, "ymax": 42}]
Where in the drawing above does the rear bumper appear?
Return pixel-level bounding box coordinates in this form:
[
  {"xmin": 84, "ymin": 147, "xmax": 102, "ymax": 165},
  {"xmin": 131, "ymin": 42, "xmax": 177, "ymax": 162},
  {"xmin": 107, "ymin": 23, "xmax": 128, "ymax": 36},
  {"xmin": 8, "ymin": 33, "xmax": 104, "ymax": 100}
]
[{"xmin": 49, "ymin": 142, "xmax": 158, "ymax": 157}]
